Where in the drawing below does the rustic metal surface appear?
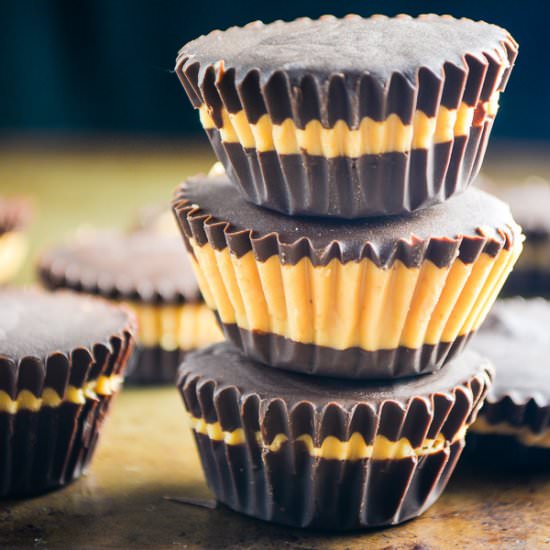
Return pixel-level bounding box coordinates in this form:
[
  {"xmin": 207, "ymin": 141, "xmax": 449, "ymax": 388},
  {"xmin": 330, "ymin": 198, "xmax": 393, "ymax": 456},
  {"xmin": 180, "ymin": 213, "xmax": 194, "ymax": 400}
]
[
  {"xmin": 1, "ymin": 387, "xmax": 549, "ymax": 549},
  {"xmin": 1, "ymin": 143, "xmax": 549, "ymax": 549}
]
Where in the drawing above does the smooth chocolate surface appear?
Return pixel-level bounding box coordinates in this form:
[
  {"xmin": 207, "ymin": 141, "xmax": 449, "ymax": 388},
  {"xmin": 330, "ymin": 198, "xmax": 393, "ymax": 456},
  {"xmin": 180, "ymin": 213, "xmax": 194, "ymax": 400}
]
[
  {"xmin": 0, "ymin": 288, "xmax": 133, "ymax": 362},
  {"xmin": 174, "ymin": 174, "xmax": 519, "ymax": 268},
  {"xmin": 473, "ymin": 298, "xmax": 550, "ymax": 404},
  {"xmin": 179, "ymin": 342, "xmax": 491, "ymax": 419},
  {"xmin": 179, "ymin": 15, "xmax": 512, "ymax": 85},
  {"xmin": 39, "ymin": 230, "xmax": 201, "ymax": 304},
  {"xmin": 177, "ymin": 15, "xmax": 516, "ymax": 125}
]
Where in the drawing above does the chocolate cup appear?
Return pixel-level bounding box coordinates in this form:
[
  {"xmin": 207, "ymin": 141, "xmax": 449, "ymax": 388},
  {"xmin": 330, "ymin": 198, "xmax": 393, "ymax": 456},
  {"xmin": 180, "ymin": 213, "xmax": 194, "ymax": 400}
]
[
  {"xmin": 0, "ymin": 289, "xmax": 135, "ymax": 498},
  {"xmin": 0, "ymin": 394, "xmax": 116, "ymax": 498},
  {"xmin": 125, "ymin": 346, "xmax": 187, "ymax": 386},
  {"xmin": 177, "ymin": 343, "xmax": 493, "ymax": 530},
  {"xmin": 176, "ymin": 14, "xmax": 517, "ymax": 218},
  {"xmin": 173, "ymin": 177, "xmax": 521, "ymax": 379}
]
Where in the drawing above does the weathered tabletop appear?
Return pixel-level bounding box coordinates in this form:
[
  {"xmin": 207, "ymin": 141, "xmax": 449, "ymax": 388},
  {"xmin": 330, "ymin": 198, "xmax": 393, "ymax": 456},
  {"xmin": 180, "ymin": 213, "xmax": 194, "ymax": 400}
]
[{"xmin": 1, "ymin": 141, "xmax": 549, "ymax": 549}]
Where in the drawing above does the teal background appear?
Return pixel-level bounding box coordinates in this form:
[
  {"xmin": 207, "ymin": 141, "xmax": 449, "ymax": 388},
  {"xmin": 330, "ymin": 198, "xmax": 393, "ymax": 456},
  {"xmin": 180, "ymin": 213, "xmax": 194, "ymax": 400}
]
[{"xmin": 0, "ymin": 1, "xmax": 547, "ymax": 141}]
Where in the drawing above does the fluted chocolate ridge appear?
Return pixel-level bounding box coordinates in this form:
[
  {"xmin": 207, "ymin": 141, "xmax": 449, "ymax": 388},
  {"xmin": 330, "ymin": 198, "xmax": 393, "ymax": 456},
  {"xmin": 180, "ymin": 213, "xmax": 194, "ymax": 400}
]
[{"xmin": 173, "ymin": 175, "xmax": 520, "ymax": 269}]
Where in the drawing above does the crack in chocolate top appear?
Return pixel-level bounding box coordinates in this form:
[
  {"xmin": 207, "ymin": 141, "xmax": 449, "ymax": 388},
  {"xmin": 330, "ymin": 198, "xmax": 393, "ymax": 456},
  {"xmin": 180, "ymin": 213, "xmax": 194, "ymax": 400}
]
[
  {"xmin": 176, "ymin": 14, "xmax": 517, "ymax": 126},
  {"xmin": 0, "ymin": 288, "xmax": 134, "ymax": 362},
  {"xmin": 173, "ymin": 174, "xmax": 521, "ymax": 268},
  {"xmin": 472, "ymin": 298, "xmax": 550, "ymax": 405},
  {"xmin": 39, "ymin": 230, "xmax": 202, "ymax": 304}
]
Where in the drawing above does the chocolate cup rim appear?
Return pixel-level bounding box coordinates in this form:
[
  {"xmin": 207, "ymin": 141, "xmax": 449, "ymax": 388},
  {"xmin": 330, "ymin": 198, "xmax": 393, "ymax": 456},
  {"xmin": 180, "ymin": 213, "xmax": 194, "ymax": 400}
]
[
  {"xmin": 0, "ymin": 290, "xmax": 136, "ymax": 398},
  {"xmin": 176, "ymin": 14, "xmax": 518, "ymax": 124},
  {"xmin": 178, "ymin": 343, "xmax": 494, "ymax": 445},
  {"xmin": 477, "ymin": 394, "xmax": 550, "ymax": 434},
  {"xmin": 37, "ymin": 240, "xmax": 204, "ymax": 306},
  {"xmin": 173, "ymin": 179, "xmax": 521, "ymax": 269}
]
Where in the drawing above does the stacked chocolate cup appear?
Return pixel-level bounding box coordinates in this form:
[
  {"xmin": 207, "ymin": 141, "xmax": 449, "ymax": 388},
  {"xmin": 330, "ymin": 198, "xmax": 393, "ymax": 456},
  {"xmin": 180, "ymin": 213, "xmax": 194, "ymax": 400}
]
[{"xmin": 172, "ymin": 14, "xmax": 522, "ymax": 529}]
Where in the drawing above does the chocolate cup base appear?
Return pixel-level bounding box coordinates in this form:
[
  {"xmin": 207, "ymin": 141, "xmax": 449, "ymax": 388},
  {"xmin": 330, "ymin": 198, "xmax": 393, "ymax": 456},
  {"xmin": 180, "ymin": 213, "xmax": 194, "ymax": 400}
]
[
  {"xmin": 194, "ymin": 434, "xmax": 465, "ymax": 530},
  {"xmin": 206, "ymin": 123, "xmax": 491, "ymax": 219},
  {"xmin": 125, "ymin": 346, "xmax": 187, "ymax": 386},
  {"xmin": 465, "ymin": 433, "xmax": 550, "ymax": 472},
  {"xmin": 220, "ymin": 321, "xmax": 471, "ymax": 379},
  {"xmin": 0, "ymin": 395, "xmax": 114, "ymax": 499},
  {"xmin": 500, "ymin": 269, "xmax": 550, "ymax": 298}
]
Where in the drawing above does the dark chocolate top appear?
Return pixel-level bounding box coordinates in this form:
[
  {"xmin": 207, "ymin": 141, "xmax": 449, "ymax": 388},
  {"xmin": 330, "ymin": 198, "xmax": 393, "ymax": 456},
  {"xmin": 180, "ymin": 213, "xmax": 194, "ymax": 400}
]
[
  {"xmin": 0, "ymin": 288, "xmax": 134, "ymax": 362},
  {"xmin": 177, "ymin": 15, "xmax": 517, "ymax": 126},
  {"xmin": 179, "ymin": 15, "xmax": 513, "ymax": 85},
  {"xmin": 482, "ymin": 178, "xmax": 550, "ymax": 241},
  {"xmin": 173, "ymin": 174, "xmax": 520, "ymax": 268},
  {"xmin": 472, "ymin": 298, "xmax": 550, "ymax": 405},
  {"xmin": 180, "ymin": 342, "xmax": 490, "ymax": 408},
  {"xmin": 39, "ymin": 230, "xmax": 201, "ymax": 304},
  {"xmin": 0, "ymin": 196, "xmax": 31, "ymax": 234}
]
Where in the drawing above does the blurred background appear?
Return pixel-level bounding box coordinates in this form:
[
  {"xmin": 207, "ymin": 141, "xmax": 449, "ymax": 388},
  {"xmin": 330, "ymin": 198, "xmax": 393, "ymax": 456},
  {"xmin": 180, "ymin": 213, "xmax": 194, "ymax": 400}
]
[{"xmin": 0, "ymin": 0, "xmax": 548, "ymax": 281}]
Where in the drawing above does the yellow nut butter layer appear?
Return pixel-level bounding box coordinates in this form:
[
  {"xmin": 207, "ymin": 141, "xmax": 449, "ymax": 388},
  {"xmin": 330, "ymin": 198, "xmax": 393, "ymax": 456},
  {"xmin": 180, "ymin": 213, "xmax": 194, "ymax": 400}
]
[
  {"xmin": 0, "ymin": 288, "xmax": 135, "ymax": 415},
  {"xmin": 126, "ymin": 302, "xmax": 223, "ymax": 351},
  {"xmin": 179, "ymin": 344, "xmax": 492, "ymax": 462},
  {"xmin": 178, "ymin": 343, "xmax": 492, "ymax": 529},
  {"xmin": 174, "ymin": 177, "xmax": 522, "ymax": 377},
  {"xmin": 198, "ymin": 96, "xmax": 499, "ymax": 157},
  {"xmin": 188, "ymin": 241, "xmax": 520, "ymax": 352},
  {"xmin": 190, "ymin": 415, "xmax": 469, "ymax": 460},
  {"xmin": 0, "ymin": 374, "xmax": 123, "ymax": 414},
  {"xmin": 0, "ymin": 231, "xmax": 28, "ymax": 284}
]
